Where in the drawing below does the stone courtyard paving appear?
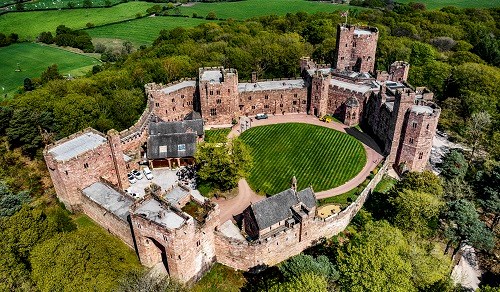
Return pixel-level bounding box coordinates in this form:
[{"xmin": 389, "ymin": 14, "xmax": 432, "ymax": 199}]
[{"xmin": 126, "ymin": 168, "xmax": 178, "ymax": 198}]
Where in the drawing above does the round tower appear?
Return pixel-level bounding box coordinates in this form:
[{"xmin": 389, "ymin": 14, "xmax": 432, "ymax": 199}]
[{"xmin": 344, "ymin": 96, "xmax": 360, "ymax": 127}]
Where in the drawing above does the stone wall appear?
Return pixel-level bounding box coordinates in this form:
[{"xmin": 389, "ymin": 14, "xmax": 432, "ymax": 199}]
[
  {"xmin": 215, "ymin": 160, "xmax": 389, "ymax": 271},
  {"xmin": 80, "ymin": 190, "xmax": 135, "ymax": 248},
  {"xmin": 334, "ymin": 24, "xmax": 378, "ymax": 73},
  {"xmin": 238, "ymin": 85, "xmax": 307, "ymax": 116}
]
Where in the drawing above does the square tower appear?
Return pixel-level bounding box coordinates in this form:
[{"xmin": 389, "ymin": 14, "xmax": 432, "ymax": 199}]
[{"xmin": 335, "ymin": 24, "xmax": 379, "ymax": 74}]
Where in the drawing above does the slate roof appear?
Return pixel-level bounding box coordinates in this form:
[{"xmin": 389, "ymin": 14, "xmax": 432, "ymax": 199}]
[
  {"xmin": 184, "ymin": 111, "xmax": 202, "ymax": 121},
  {"xmin": 149, "ymin": 119, "xmax": 204, "ymax": 137},
  {"xmin": 147, "ymin": 133, "xmax": 197, "ymax": 159},
  {"xmin": 250, "ymin": 187, "xmax": 316, "ymax": 231},
  {"xmin": 82, "ymin": 182, "xmax": 133, "ymax": 221},
  {"xmin": 48, "ymin": 131, "xmax": 107, "ymax": 161}
]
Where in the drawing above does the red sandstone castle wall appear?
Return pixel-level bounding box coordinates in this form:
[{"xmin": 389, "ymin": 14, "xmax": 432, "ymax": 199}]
[
  {"xmin": 131, "ymin": 203, "xmax": 220, "ymax": 283},
  {"xmin": 151, "ymin": 84, "xmax": 196, "ymax": 122},
  {"xmin": 335, "ymin": 25, "xmax": 378, "ymax": 73},
  {"xmin": 310, "ymin": 74, "xmax": 330, "ymax": 116},
  {"xmin": 44, "ymin": 130, "xmax": 123, "ymax": 211},
  {"xmin": 80, "ymin": 192, "xmax": 135, "ymax": 248},
  {"xmin": 396, "ymin": 109, "xmax": 440, "ymax": 171},
  {"xmin": 238, "ymin": 86, "xmax": 307, "ymax": 116},
  {"xmin": 216, "ymin": 161, "xmax": 389, "ymax": 271},
  {"xmin": 200, "ymin": 68, "xmax": 239, "ymax": 126}
]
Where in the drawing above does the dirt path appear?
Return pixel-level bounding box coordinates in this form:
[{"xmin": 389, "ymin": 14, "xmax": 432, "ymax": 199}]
[{"xmin": 217, "ymin": 114, "xmax": 384, "ymax": 221}]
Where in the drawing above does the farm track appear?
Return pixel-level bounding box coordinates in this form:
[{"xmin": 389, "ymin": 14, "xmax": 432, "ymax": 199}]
[{"xmin": 216, "ymin": 114, "xmax": 383, "ymax": 222}]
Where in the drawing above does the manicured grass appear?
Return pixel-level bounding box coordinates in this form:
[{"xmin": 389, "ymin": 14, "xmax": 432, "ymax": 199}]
[
  {"xmin": 204, "ymin": 128, "xmax": 231, "ymax": 143},
  {"xmin": 192, "ymin": 263, "xmax": 246, "ymax": 292},
  {"xmin": 87, "ymin": 16, "xmax": 211, "ymax": 46},
  {"xmin": 178, "ymin": 0, "xmax": 351, "ymax": 20},
  {"xmin": 396, "ymin": 0, "xmax": 500, "ymax": 9},
  {"xmin": 240, "ymin": 123, "xmax": 366, "ymax": 195},
  {"xmin": 319, "ymin": 187, "xmax": 359, "ymax": 207},
  {"xmin": 0, "ymin": 2, "xmax": 155, "ymax": 39},
  {"xmin": 0, "ymin": 43, "xmax": 100, "ymax": 98}
]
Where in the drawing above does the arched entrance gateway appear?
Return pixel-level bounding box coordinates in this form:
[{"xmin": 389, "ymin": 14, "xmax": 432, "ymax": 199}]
[{"xmin": 142, "ymin": 236, "xmax": 170, "ymax": 274}]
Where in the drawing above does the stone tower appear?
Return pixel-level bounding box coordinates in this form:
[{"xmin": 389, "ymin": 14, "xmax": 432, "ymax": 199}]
[
  {"xmin": 199, "ymin": 67, "xmax": 239, "ymax": 125},
  {"xmin": 389, "ymin": 61, "xmax": 410, "ymax": 82},
  {"xmin": 335, "ymin": 24, "xmax": 379, "ymax": 74},
  {"xmin": 395, "ymin": 103, "xmax": 440, "ymax": 172},
  {"xmin": 344, "ymin": 96, "xmax": 361, "ymax": 127},
  {"xmin": 386, "ymin": 88, "xmax": 415, "ymax": 164},
  {"xmin": 107, "ymin": 129, "xmax": 130, "ymax": 190},
  {"xmin": 310, "ymin": 71, "xmax": 331, "ymax": 117}
]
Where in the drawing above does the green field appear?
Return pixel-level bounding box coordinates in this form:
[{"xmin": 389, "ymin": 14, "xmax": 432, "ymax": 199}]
[
  {"xmin": 0, "ymin": 1, "xmax": 155, "ymax": 39},
  {"xmin": 178, "ymin": 0, "xmax": 350, "ymax": 20},
  {"xmin": 240, "ymin": 123, "xmax": 366, "ymax": 195},
  {"xmin": 396, "ymin": 0, "xmax": 500, "ymax": 9},
  {"xmin": 204, "ymin": 128, "xmax": 231, "ymax": 143},
  {"xmin": 0, "ymin": 43, "xmax": 100, "ymax": 97},
  {"xmin": 87, "ymin": 16, "xmax": 211, "ymax": 46},
  {"xmin": 2, "ymin": 0, "xmax": 123, "ymax": 11}
]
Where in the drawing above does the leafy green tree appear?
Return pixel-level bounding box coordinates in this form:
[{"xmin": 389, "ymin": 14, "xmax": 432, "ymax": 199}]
[
  {"xmin": 117, "ymin": 270, "xmax": 186, "ymax": 292},
  {"xmin": 41, "ymin": 64, "xmax": 63, "ymax": 84},
  {"xmin": 206, "ymin": 11, "xmax": 217, "ymax": 20},
  {"xmin": 391, "ymin": 189, "xmax": 444, "ymax": 236},
  {"xmin": 395, "ymin": 170, "xmax": 444, "ymax": 197},
  {"xmin": 465, "ymin": 111, "xmax": 491, "ymax": 163},
  {"xmin": 0, "ymin": 181, "xmax": 30, "ymax": 218},
  {"xmin": 269, "ymin": 273, "xmax": 328, "ymax": 292},
  {"xmin": 440, "ymin": 150, "xmax": 468, "ymax": 180},
  {"xmin": 442, "ymin": 199, "xmax": 495, "ymax": 257},
  {"xmin": 83, "ymin": 0, "xmax": 92, "ymax": 7},
  {"xmin": 410, "ymin": 42, "xmax": 436, "ymax": 66},
  {"xmin": 196, "ymin": 138, "xmax": 252, "ymax": 192},
  {"xmin": 30, "ymin": 227, "xmax": 141, "ymax": 292},
  {"xmin": 279, "ymin": 254, "xmax": 339, "ymax": 282},
  {"xmin": 475, "ymin": 165, "xmax": 500, "ymax": 229}
]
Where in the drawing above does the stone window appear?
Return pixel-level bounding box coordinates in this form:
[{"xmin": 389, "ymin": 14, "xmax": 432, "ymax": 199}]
[
  {"xmin": 426, "ymin": 124, "xmax": 430, "ymax": 130},
  {"xmin": 302, "ymin": 100, "xmax": 306, "ymax": 104},
  {"xmin": 228, "ymin": 89, "xmax": 231, "ymax": 93},
  {"xmin": 173, "ymin": 107, "xmax": 176, "ymax": 112},
  {"xmin": 280, "ymin": 104, "xmax": 283, "ymax": 108},
  {"xmin": 353, "ymin": 42, "xmax": 357, "ymax": 47},
  {"xmin": 178, "ymin": 144, "xmax": 186, "ymax": 152},
  {"xmin": 352, "ymin": 113, "xmax": 356, "ymax": 119},
  {"xmin": 340, "ymin": 57, "xmax": 344, "ymax": 60},
  {"xmin": 264, "ymin": 105, "xmax": 269, "ymax": 109},
  {"xmin": 239, "ymin": 105, "xmax": 244, "ymax": 110},
  {"xmin": 65, "ymin": 170, "xmax": 68, "ymax": 175},
  {"xmin": 345, "ymin": 43, "xmax": 348, "ymax": 47},
  {"xmin": 181, "ymin": 95, "xmax": 184, "ymax": 99},
  {"xmin": 293, "ymin": 101, "xmax": 297, "ymax": 105},
  {"xmin": 251, "ymin": 106, "xmax": 256, "ymax": 110},
  {"xmin": 165, "ymin": 110, "xmax": 168, "ymax": 114},
  {"xmin": 412, "ymin": 121, "xmax": 417, "ymax": 129},
  {"xmin": 294, "ymin": 93, "xmax": 297, "ymax": 98},
  {"xmin": 418, "ymin": 152, "xmax": 423, "ymax": 159},
  {"xmin": 178, "ymin": 255, "xmax": 181, "ymax": 260},
  {"xmin": 196, "ymin": 240, "xmax": 200, "ymax": 247},
  {"xmin": 83, "ymin": 163, "xmax": 89, "ymax": 169},
  {"xmin": 216, "ymin": 99, "xmax": 222, "ymax": 104},
  {"xmin": 248, "ymin": 96, "xmax": 252, "ymax": 101},
  {"xmin": 216, "ymin": 90, "xmax": 220, "ymax": 95},
  {"xmin": 155, "ymin": 102, "xmax": 160, "ymax": 107},
  {"xmin": 163, "ymin": 235, "xmax": 168, "ymax": 242},
  {"xmin": 409, "ymin": 138, "xmax": 414, "ymax": 144},
  {"xmin": 137, "ymin": 223, "xmax": 141, "ymax": 229},
  {"xmin": 210, "ymin": 90, "xmax": 213, "ymax": 95},
  {"xmin": 210, "ymin": 108, "xmax": 217, "ymax": 116},
  {"xmin": 171, "ymin": 98, "xmax": 175, "ymax": 103},
  {"xmin": 265, "ymin": 95, "xmax": 269, "ymax": 100}
]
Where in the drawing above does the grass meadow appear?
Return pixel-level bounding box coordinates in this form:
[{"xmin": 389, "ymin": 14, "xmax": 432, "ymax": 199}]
[
  {"xmin": 178, "ymin": 0, "xmax": 351, "ymax": 20},
  {"xmin": 240, "ymin": 123, "xmax": 366, "ymax": 195},
  {"xmin": 0, "ymin": 1, "xmax": 154, "ymax": 39},
  {"xmin": 0, "ymin": 43, "xmax": 100, "ymax": 98},
  {"xmin": 87, "ymin": 16, "xmax": 211, "ymax": 46}
]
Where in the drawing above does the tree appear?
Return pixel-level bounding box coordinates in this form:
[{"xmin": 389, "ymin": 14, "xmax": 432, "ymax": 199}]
[
  {"xmin": 395, "ymin": 170, "xmax": 444, "ymax": 197},
  {"xmin": 83, "ymin": 0, "xmax": 92, "ymax": 7},
  {"xmin": 23, "ymin": 78, "xmax": 34, "ymax": 92},
  {"xmin": 41, "ymin": 64, "xmax": 63, "ymax": 84},
  {"xmin": 475, "ymin": 165, "xmax": 500, "ymax": 229},
  {"xmin": 196, "ymin": 138, "xmax": 252, "ymax": 192},
  {"xmin": 15, "ymin": 2, "xmax": 24, "ymax": 10},
  {"xmin": 269, "ymin": 273, "xmax": 328, "ymax": 292},
  {"xmin": 465, "ymin": 111, "xmax": 491, "ymax": 163},
  {"xmin": 440, "ymin": 150, "xmax": 468, "ymax": 180},
  {"xmin": 206, "ymin": 11, "xmax": 217, "ymax": 20},
  {"xmin": 30, "ymin": 227, "xmax": 141, "ymax": 292},
  {"xmin": 117, "ymin": 270, "xmax": 186, "ymax": 292},
  {"xmin": 279, "ymin": 254, "xmax": 339, "ymax": 283},
  {"xmin": 391, "ymin": 189, "xmax": 444, "ymax": 236},
  {"xmin": 0, "ymin": 181, "xmax": 30, "ymax": 218},
  {"xmin": 442, "ymin": 199, "xmax": 495, "ymax": 257},
  {"xmin": 410, "ymin": 42, "xmax": 436, "ymax": 66}
]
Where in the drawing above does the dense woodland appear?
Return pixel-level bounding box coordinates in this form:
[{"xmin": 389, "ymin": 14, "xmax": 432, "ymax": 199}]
[{"xmin": 0, "ymin": 3, "xmax": 499, "ymax": 291}]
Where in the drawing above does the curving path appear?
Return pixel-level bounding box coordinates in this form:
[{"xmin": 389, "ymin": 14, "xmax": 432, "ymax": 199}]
[{"xmin": 215, "ymin": 114, "xmax": 384, "ymax": 222}]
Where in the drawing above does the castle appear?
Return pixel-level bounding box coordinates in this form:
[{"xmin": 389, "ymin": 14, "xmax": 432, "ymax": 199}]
[{"xmin": 43, "ymin": 24, "xmax": 440, "ymax": 283}]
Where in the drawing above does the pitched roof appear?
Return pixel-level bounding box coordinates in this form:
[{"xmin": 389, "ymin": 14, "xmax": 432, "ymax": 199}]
[
  {"xmin": 149, "ymin": 119, "xmax": 204, "ymax": 137},
  {"xmin": 250, "ymin": 187, "xmax": 316, "ymax": 231},
  {"xmin": 147, "ymin": 133, "xmax": 197, "ymax": 159}
]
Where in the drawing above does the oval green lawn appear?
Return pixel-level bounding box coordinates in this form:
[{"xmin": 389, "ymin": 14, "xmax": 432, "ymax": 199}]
[{"xmin": 239, "ymin": 123, "xmax": 366, "ymax": 195}]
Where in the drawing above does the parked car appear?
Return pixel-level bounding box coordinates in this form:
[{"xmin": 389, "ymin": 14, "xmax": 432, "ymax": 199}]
[
  {"xmin": 255, "ymin": 113, "xmax": 268, "ymax": 120},
  {"xmin": 143, "ymin": 167, "xmax": 153, "ymax": 180},
  {"xmin": 132, "ymin": 169, "xmax": 144, "ymax": 180},
  {"xmin": 127, "ymin": 173, "xmax": 137, "ymax": 184}
]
